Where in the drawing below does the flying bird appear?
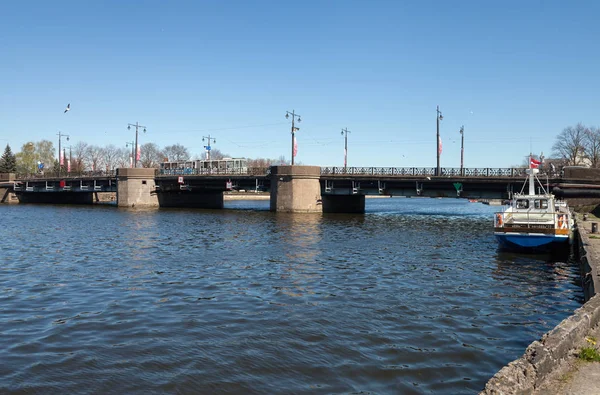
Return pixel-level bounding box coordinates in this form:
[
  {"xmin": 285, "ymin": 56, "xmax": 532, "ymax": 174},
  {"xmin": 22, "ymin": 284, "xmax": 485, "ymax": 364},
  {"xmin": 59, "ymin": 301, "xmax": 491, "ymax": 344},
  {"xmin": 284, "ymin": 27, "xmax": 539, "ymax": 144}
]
[{"xmin": 64, "ymin": 103, "xmax": 70, "ymax": 113}]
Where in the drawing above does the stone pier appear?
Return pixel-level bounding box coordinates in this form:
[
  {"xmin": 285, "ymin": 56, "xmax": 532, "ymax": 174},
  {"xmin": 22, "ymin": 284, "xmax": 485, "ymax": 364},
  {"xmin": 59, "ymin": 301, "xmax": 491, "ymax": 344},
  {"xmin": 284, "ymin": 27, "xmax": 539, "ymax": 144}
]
[
  {"xmin": 270, "ymin": 166, "xmax": 322, "ymax": 213},
  {"xmin": 116, "ymin": 168, "xmax": 159, "ymax": 208},
  {"xmin": 0, "ymin": 173, "xmax": 17, "ymax": 204}
]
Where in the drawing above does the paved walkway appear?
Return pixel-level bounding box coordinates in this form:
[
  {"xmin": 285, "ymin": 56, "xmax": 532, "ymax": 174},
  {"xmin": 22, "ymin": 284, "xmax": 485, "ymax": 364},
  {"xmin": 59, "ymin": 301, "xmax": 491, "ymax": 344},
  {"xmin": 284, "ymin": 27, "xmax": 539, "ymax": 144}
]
[{"xmin": 533, "ymin": 216, "xmax": 600, "ymax": 395}]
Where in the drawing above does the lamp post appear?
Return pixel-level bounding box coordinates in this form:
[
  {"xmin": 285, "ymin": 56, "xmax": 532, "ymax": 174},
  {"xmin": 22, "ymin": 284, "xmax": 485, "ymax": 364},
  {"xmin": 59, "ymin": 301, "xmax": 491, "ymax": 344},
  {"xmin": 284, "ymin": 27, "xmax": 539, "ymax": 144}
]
[
  {"xmin": 57, "ymin": 131, "xmax": 70, "ymax": 177},
  {"xmin": 436, "ymin": 105, "xmax": 443, "ymax": 176},
  {"xmin": 459, "ymin": 125, "xmax": 464, "ymax": 176},
  {"xmin": 203, "ymin": 135, "xmax": 216, "ymax": 172},
  {"xmin": 285, "ymin": 110, "xmax": 301, "ymax": 165},
  {"xmin": 126, "ymin": 141, "xmax": 135, "ymax": 168},
  {"xmin": 341, "ymin": 128, "xmax": 351, "ymax": 171},
  {"xmin": 127, "ymin": 122, "xmax": 147, "ymax": 168}
]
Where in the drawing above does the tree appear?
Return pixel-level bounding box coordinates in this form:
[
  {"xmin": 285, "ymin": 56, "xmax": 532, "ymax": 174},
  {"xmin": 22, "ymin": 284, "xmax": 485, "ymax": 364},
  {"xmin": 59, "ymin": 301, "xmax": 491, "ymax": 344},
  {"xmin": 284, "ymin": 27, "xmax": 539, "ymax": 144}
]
[
  {"xmin": 552, "ymin": 123, "xmax": 587, "ymax": 166},
  {"xmin": 72, "ymin": 141, "xmax": 89, "ymax": 172},
  {"xmin": 115, "ymin": 147, "xmax": 131, "ymax": 168},
  {"xmin": 139, "ymin": 142, "xmax": 163, "ymax": 168},
  {"xmin": 86, "ymin": 145, "xmax": 103, "ymax": 172},
  {"xmin": 15, "ymin": 142, "xmax": 38, "ymax": 173},
  {"xmin": 100, "ymin": 144, "xmax": 120, "ymax": 171},
  {"xmin": 0, "ymin": 144, "xmax": 17, "ymax": 172},
  {"xmin": 583, "ymin": 126, "xmax": 600, "ymax": 168},
  {"xmin": 163, "ymin": 144, "xmax": 190, "ymax": 162},
  {"xmin": 35, "ymin": 140, "xmax": 56, "ymax": 170}
]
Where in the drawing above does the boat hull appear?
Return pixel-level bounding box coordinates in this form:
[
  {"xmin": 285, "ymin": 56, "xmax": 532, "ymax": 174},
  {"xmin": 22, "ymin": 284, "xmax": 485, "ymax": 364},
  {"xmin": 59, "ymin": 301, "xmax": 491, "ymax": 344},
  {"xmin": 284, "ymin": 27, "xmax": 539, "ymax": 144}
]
[{"xmin": 495, "ymin": 232, "xmax": 569, "ymax": 251}]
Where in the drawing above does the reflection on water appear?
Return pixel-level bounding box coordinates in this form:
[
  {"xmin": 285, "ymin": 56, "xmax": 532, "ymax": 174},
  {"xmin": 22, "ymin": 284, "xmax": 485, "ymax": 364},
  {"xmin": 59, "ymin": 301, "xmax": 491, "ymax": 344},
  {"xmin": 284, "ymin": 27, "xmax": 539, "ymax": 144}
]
[{"xmin": 0, "ymin": 199, "xmax": 582, "ymax": 394}]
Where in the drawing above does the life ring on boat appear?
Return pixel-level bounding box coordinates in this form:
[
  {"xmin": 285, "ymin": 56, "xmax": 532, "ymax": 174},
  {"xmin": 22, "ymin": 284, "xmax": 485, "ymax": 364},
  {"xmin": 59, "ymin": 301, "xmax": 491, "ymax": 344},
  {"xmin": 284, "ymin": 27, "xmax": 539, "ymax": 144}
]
[
  {"xmin": 558, "ymin": 214, "xmax": 564, "ymax": 229},
  {"xmin": 496, "ymin": 213, "xmax": 503, "ymax": 226}
]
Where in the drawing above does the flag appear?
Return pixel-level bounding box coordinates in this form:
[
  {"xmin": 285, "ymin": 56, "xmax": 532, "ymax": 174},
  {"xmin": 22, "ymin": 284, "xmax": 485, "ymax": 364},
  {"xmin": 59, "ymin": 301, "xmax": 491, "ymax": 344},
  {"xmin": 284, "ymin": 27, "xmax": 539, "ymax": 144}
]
[
  {"xmin": 67, "ymin": 159, "xmax": 71, "ymax": 172},
  {"xmin": 136, "ymin": 144, "xmax": 141, "ymax": 161},
  {"xmin": 438, "ymin": 135, "xmax": 443, "ymax": 155},
  {"xmin": 530, "ymin": 157, "xmax": 541, "ymax": 168},
  {"xmin": 293, "ymin": 135, "xmax": 298, "ymax": 157},
  {"xmin": 59, "ymin": 150, "xmax": 64, "ymax": 166},
  {"xmin": 129, "ymin": 154, "xmax": 133, "ymax": 168}
]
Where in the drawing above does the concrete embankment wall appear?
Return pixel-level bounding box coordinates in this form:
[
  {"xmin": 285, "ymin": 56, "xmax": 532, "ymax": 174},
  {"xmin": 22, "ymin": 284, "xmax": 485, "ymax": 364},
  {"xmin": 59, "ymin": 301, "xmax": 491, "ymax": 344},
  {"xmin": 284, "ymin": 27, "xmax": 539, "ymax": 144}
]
[{"xmin": 481, "ymin": 220, "xmax": 600, "ymax": 394}]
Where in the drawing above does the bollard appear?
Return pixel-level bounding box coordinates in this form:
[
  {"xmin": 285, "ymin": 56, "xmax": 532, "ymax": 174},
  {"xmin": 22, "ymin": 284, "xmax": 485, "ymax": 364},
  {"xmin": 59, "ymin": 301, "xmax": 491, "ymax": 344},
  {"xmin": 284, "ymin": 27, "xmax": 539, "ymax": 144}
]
[{"xmin": 593, "ymin": 222, "xmax": 598, "ymax": 234}]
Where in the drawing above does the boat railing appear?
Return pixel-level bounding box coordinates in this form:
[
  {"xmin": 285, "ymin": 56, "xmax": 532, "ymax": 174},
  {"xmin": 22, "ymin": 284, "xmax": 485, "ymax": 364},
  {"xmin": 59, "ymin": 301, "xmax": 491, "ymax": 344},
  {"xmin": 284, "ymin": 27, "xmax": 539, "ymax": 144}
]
[{"xmin": 495, "ymin": 211, "xmax": 569, "ymax": 228}]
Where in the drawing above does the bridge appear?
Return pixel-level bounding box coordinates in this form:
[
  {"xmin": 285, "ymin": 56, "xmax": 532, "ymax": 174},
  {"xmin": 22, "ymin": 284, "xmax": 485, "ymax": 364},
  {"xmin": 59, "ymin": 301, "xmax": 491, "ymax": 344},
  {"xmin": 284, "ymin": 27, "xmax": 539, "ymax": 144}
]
[{"xmin": 2, "ymin": 166, "xmax": 599, "ymax": 213}]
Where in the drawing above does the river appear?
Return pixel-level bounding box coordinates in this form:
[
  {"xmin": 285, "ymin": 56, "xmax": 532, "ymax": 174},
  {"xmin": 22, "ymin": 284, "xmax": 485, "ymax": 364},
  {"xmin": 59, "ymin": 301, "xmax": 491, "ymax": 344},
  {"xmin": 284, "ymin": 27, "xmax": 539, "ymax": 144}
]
[{"xmin": 0, "ymin": 198, "xmax": 583, "ymax": 394}]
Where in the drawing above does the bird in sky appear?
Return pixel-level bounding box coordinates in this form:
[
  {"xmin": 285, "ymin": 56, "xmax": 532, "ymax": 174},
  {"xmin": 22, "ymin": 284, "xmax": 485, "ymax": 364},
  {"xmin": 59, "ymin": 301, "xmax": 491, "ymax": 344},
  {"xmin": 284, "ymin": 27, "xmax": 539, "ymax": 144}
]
[{"xmin": 64, "ymin": 103, "xmax": 70, "ymax": 113}]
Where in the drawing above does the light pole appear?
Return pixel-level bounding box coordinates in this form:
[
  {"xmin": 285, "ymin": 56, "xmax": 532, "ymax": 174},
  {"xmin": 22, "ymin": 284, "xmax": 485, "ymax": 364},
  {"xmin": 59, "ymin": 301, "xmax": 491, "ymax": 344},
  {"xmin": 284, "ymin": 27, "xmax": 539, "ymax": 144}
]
[
  {"xmin": 285, "ymin": 110, "xmax": 301, "ymax": 165},
  {"xmin": 341, "ymin": 128, "xmax": 351, "ymax": 171},
  {"xmin": 203, "ymin": 135, "xmax": 216, "ymax": 172},
  {"xmin": 127, "ymin": 122, "xmax": 147, "ymax": 168},
  {"xmin": 436, "ymin": 105, "xmax": 443, "ymax": 176},
  {"xmin": 57, "ymin": 131, "xmax": 70, "ymax": 177},
  {"xmin": 459, "ymin": 125, "xmax": 464, "ymax": 176},
  {"xmin": 126, "ymin": 141, "xmax": 135, "ymax": 168}
]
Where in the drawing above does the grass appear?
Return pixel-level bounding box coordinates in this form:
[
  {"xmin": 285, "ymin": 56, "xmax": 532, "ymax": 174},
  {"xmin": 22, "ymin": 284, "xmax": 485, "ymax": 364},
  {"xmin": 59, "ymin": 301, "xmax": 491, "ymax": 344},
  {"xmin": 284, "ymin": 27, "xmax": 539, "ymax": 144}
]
[{"xmin": 578, "ymin": 347, "xmax": 600, "ymax": 362}]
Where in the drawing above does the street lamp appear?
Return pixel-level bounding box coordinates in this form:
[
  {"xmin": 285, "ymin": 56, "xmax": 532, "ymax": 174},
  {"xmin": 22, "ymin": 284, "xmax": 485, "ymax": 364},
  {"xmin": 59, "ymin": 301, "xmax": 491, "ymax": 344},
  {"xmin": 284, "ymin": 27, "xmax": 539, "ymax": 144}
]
[
  {"xmin": 459, "ymin": 126, "xmax": 464, "ymax": 176},
  {"xmin": 57, "ymin": 131, "xmax": 70, "ymax": 177},
  {"xmin": 126, "ymin": 141, "xmax": 135, "ymax": 168},
  {"xmin": 127, "ymin": 122, "xmax": 147, "ymax": 167},
  {"xmin": 341, "ymin": 128, "xmax": 351, "ymax": 171},
  {"xmin": 203, "ymin": 135, "xmax": 216, "ymax": 173},
  {"xmin": 285, "ymin": 110, "xmax": 301, "ymax": 165},
  {"xmin": 436, "ymin": 105, "xmax": 443, "ymax": 176}
]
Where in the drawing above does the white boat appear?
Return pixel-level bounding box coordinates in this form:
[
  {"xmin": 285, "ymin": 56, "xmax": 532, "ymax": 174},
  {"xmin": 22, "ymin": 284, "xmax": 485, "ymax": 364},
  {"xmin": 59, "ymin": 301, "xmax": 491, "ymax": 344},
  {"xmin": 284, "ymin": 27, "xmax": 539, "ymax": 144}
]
[{"xmin": 493, "ymin": 162, "xmax": 574, "ymax": 251}]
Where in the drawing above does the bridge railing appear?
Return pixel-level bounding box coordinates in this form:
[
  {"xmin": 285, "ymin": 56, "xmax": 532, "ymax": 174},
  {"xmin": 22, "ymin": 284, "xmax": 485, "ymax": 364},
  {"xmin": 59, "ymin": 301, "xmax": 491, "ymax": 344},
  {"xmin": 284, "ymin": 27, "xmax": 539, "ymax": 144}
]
[
  {"xmin": 157, "ymin": 167, "xmax": 271, "ymax": 176},
  {"xmin": 16, "ymin": 170, "xmax": 117, "ymax": 180},
  {"xmin": 320, "ymin": 167, "xmax": 537, "ymax": 177}
]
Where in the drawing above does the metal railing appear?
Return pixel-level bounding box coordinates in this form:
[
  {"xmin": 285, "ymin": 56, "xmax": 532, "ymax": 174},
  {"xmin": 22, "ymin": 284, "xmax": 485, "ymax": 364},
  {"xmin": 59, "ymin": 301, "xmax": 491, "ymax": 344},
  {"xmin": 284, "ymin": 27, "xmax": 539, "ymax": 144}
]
[
  {"xmin": 320, "ymin": 167, "xmax": 559, "ymax": 177},
  {"xmin": 14, "ymin": 166, "xmax": 560, "ymax": 180},
  {"xmin": 16, "ymin": 170, "xmax": 117, "ymax": 180},
  {"xmin": 157, "ymin": 167, "xmax": 271, "ymax": 176}
]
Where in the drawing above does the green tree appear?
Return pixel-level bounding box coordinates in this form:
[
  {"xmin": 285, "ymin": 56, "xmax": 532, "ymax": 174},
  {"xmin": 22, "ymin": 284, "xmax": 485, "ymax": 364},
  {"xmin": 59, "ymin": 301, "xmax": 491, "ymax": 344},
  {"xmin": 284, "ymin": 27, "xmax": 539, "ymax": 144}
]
[
  {"xmin": 0, "ymin": 144, "xmax": 17, "ymax": 172},
  {"xmin": 15, "ymin": 142, "xmax": 37, "ymax": 173}
]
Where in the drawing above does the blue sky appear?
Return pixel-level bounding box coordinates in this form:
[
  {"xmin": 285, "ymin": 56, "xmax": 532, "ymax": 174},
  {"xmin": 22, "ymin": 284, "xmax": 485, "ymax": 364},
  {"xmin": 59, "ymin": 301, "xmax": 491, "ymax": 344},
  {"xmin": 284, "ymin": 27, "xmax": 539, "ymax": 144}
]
[{"xmin": 1, "ymin": 0, "xmax": 598, "ymax": 168}]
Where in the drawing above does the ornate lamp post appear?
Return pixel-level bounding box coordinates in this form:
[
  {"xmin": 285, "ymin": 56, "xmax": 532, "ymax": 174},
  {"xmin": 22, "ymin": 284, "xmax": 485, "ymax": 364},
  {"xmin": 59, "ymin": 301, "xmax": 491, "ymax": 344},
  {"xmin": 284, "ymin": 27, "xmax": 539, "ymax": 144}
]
[
  {"xmin": 285, "ymin": 110, "xmax": 301, "ymax": 165},
  {"xmin": 460, "ymin": 126, "xmax": 464, "ymax": 176},
  {"xmin": 127, "ymin": 122, "xmax": 147, "ymax": 167},
  {"xmin": 341, "ymin": 128, "xmax": 351, "ymax": 171},
  {"xmin": 436, "ymin": 105, "xmax": 443, "ymax": 176},
  {"xmin": 57, "ymin": 131, "xmax": 70, "ymax": 177}
]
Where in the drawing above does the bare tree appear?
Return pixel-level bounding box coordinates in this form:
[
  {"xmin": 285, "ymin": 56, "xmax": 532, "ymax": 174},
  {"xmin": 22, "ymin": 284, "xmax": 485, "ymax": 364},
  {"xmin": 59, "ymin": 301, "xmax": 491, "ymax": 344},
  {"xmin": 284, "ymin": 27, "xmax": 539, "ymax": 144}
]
[
  {"xmin": 115, "ymin": 147, "xmax": 131, "ymax": 168},
  {"xmin": 552, "ymin": 123, "xmax": 587, "ymax": 166},
  {"xmin": 163, "ymin": 144, "xmax": 190, "ymax": 162},
  {"xmin": 139, "ymin": 142, "xmax": 163, "ymax": 168},
  {"xmin": 101, "ymin": 144, "xmax": 120, "ymax": 171},
  {"xmin": 72, "ymin": 141, "xmax": 89, "ymax": 172},
  {"xmin": 86, "ymin": 145, "xmax": 103, "ymax": 172},
  {"xmin": 583, "ymin": 126, "xmax": 600, "ymax": 168}
]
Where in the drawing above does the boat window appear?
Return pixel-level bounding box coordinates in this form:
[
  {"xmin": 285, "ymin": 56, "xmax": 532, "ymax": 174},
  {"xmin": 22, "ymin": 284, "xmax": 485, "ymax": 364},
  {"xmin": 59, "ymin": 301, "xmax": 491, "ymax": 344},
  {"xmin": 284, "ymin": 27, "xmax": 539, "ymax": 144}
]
[
  {"xmin": 516, "ymin": 199, "xmax": 529, "ymax": 209},
  {"xmin": 534, "ymin": 199, "xmax": 548, "ymax": 209}
]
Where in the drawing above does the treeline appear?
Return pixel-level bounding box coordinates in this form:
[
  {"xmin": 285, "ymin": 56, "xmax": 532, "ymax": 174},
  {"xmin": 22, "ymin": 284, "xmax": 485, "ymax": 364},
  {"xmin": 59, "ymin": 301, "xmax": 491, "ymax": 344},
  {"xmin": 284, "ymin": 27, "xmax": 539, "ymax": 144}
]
[
  {"xmin": 4, "ymin": 140, "xmax": 289, "ymax": 174},
  {"xmin": 553, "ymin": 123, "xmax": 600, "ymax": 167}
]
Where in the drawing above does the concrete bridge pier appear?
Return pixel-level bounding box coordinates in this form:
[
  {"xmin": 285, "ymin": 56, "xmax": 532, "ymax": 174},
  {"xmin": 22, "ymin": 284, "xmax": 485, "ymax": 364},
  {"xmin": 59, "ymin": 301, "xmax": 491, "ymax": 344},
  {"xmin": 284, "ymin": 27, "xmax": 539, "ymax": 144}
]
[
  {"xmin": 322, "ymin": 194, "xmax": 366, "ymax": 214},
  {"xmin": 270, "ymin": 166, "xmax": 322, "ymax": 213},
  {"xmin": 117, "ymin": 168, "xmax": 159, "ymax": 208},
  {"xmin": 0, "ymin": 173, "xmax": 17, "ymax": 204}
]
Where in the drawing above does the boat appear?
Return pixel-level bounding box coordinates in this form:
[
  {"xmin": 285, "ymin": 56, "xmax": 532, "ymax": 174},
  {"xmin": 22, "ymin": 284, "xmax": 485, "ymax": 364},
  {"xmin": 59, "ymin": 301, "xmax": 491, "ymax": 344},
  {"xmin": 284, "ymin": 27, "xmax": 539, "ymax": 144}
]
[{"xmin": 493, "ymin": 157, "xmax": 574, "ymax": 251}]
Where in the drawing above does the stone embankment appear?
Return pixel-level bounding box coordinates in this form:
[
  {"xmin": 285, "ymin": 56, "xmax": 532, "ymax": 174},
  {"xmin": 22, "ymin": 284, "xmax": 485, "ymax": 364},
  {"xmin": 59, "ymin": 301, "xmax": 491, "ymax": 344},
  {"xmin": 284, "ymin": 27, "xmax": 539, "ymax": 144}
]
[{"xmin": 481, "ymin": 214, "xmax": 600, "ymax": 394}]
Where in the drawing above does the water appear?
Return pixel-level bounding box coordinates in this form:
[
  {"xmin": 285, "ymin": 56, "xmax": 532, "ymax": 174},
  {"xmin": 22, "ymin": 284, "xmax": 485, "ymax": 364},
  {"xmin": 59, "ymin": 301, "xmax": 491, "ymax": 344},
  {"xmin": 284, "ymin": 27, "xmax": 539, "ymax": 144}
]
[{"xmin": 0, "ymin": 198, "xmax": 583, "ymax": 394}]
